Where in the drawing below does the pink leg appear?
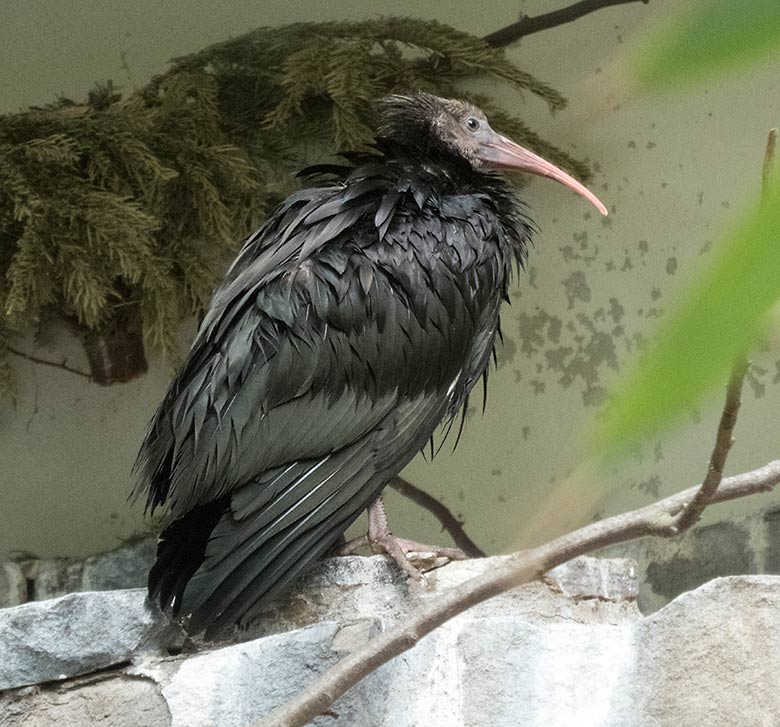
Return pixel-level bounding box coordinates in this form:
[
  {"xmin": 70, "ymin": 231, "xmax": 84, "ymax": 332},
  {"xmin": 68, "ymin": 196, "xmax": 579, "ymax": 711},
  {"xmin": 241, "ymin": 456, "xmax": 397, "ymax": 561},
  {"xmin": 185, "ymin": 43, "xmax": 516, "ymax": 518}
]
[{"xmin": 338, "ymin": 497, "xmax": 467, "ymax": 578}]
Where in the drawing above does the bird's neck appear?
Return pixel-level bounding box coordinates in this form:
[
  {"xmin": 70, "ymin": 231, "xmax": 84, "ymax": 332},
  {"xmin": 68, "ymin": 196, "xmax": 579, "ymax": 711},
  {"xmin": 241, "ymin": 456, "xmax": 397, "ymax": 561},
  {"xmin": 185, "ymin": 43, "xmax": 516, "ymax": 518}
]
[
  {"xmin": 380, "ymin": 146, "xmax": 531, "ymax": 274},
  {"xmin": 380, "ymin": 141, "xmax": 505, "ymax": 198}
]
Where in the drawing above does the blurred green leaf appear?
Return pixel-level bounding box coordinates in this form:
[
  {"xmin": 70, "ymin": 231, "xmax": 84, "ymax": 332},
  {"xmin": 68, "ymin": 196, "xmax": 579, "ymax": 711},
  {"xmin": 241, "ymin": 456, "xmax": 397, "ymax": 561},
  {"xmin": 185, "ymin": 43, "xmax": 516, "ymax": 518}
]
[
  {"xmin": 597, "ymin": 176, "xmax": 780, "ymax": 453},
  {"xmin": 635, "ymin": 0, "xmax": 780, "ymax": 90}
]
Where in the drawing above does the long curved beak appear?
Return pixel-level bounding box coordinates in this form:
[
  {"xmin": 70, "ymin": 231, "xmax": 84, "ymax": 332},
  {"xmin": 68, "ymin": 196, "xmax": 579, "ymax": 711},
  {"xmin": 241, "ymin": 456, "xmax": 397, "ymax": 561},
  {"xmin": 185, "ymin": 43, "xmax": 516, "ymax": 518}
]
[{"xmin": 479, "ymin": 132, "xmax": 608, "ymax": 216}]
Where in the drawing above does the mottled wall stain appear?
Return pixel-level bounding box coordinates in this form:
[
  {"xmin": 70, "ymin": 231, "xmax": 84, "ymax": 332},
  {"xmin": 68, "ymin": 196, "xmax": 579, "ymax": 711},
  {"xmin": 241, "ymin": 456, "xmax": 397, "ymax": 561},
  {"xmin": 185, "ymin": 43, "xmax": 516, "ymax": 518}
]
[
  {"xmin": 562, "ymin": 271, "xmax": 592, "ymax": 309},
  {"xmin": 508, "ymin": 275, "xmax": 622, "ymax": 407}
]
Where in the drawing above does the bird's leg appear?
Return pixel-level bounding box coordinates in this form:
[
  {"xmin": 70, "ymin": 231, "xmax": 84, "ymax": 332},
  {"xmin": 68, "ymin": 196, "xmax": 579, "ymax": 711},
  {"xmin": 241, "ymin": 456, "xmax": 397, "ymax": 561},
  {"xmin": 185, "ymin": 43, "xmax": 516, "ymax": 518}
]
[{"xmin": 337, "ymin": 496, "xmax": 467, "ymax": 579}]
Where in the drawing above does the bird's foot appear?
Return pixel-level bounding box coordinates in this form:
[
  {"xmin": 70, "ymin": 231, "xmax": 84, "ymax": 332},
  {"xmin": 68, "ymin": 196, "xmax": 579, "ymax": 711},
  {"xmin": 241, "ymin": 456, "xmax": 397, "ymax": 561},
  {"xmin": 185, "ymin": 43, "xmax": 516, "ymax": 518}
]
[
  {"xmin": 337, "ymin": 497, "xmax": 467, "ymax": 579},
  {"xmin": 337, "ymin": 533, "xmax": 466, "ymax": 579}
]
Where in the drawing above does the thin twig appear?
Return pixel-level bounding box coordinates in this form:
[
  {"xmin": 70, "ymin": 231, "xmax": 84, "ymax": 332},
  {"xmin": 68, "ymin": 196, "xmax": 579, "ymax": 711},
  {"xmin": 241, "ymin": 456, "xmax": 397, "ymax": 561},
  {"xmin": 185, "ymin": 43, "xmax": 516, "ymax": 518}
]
[
  {"xmin": 762, "ymin": 128, "xmax": 777, "ymax": 198},
  {"xmin": 6, "ymin": 345, "xmax": 92, "ymax": 380},
  {"xmin": 388, "ymin": 476, "xmax": 486, "ymax": 558},
  {"xmin": 247, "ymin": 459, "xmax": 780, "ymax": 727},
  {"xmin": 673, "ymin": 356, "xmax": 748, "ymax": 532},
  {"xmin": 642, "ymin": 128, "xmax": 777, "ymax": 533},
  {"xmin": 483, "ymin": 0, "xmax": 650, "ymax": 48}
]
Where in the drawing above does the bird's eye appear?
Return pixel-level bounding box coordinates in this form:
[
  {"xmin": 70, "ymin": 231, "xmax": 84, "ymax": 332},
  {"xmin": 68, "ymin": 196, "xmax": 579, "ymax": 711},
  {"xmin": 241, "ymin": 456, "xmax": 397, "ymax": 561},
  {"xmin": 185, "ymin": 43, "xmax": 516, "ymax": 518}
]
[{"xmin": 466, "ymin": 117, "xmax": 480, "ymax": 132}]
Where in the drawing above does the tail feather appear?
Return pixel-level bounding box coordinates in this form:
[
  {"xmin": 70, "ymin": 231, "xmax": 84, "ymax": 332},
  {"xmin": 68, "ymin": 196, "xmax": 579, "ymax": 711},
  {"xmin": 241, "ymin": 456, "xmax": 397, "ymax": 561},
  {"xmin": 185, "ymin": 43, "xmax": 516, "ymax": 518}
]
[
  {"xmin": 194, "ymin": 494, "xmax": 369, "ymax": 638},
  {"xmin": 184, "ymin": 442, "xmax": 378, "ymax": 634},
  {"xmin": 148, "ymin": 497, "xmax": 229, "ymax": 615},
  {"xmin": 236, "ymin": 489, "xmax": 373, "ymax": 623}
]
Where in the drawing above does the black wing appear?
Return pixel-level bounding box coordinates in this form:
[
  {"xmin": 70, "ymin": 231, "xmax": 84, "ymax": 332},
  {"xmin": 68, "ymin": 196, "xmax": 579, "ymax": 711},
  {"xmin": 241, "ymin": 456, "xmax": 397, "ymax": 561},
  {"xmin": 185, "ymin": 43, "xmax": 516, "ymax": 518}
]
[{"xmin": 134, "ymin": 161, "xmax": 520, "ymax": 636}]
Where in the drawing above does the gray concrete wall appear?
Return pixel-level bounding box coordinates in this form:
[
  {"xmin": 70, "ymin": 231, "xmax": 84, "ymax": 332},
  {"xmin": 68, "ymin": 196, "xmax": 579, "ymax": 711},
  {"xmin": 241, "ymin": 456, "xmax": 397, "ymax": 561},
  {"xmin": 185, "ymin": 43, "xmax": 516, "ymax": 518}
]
[{"xmin": 1, "ymin": 0, "xmax": 778, "ymax": 561}]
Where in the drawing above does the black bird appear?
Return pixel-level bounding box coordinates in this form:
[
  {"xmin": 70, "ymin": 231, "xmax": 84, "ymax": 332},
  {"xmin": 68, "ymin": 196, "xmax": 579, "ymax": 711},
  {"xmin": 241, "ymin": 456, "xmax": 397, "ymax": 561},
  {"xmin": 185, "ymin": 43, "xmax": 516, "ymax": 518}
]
[{"xmin": 133, "ymin": 93, "xmax": 606, "ymax": 637}]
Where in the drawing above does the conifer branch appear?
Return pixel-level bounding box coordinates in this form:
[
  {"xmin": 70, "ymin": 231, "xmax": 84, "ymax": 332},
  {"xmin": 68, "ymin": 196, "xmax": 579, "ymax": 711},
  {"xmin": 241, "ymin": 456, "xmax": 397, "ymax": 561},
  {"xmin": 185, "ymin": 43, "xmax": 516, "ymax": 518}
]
[{"xmin": 1, "ymin": 17, "xmax": 594, "ymax": 395}]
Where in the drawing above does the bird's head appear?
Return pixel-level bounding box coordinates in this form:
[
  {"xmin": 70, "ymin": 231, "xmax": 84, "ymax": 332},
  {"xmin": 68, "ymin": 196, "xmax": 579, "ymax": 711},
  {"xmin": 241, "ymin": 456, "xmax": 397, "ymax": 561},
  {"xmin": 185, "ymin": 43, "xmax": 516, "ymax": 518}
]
[{"xmin": 379, "ymin": 93, "xmax": 607, "ymax": 216}]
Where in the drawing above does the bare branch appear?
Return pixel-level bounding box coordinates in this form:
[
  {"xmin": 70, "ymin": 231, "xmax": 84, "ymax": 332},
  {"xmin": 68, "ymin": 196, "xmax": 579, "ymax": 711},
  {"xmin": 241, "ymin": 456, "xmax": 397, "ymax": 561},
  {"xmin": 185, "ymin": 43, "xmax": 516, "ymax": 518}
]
[
  {"xmin": 246, "ymin": 458, "xmax": 780, "ymax": 727},
  {"xmin": 762, "ymin": 128, "xmax": 777, "ymax": 194},
  {"xmin": 483, "ymin": 0, "xmax": 650, "ymax": 48},
  {"xmin": 673, "ymin": 356, "xmax": 748, "ymax": 532},
  {"xmin": 674, "ymin": 129, "xmax": 777, "ymax": 532},
  {"xmin": 6, "ymin": 345, "xmax": 92, "ymax": 381},
  {"xmin": 388, "ymin": 476, "xmax": 486, "ymax": 558}
]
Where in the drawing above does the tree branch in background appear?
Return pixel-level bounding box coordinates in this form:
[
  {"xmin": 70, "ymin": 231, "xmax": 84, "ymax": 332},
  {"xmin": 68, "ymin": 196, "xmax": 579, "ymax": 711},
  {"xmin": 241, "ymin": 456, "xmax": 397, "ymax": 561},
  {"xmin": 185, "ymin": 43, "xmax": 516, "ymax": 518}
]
[
  {"xmin": 388, "ymin": 476, "xmax": 486, "ymax": 558},
  {"xmin": 674, "ymin": 356, "xmax": 748, "ymax": 532},
  {"xmin": 483, "ymin": 0, "xmax": 650, "ymax": 48},
  {"xmin": 762, "ymin": 128, "xmax": 777, "ymax": 193},
  {"xmin": 7, "ymin": 346, "xmax": 93, "ymax": 381},
  {"xmin": 676, "ymin": 128, "xmax": 780, "ymax": 532}
]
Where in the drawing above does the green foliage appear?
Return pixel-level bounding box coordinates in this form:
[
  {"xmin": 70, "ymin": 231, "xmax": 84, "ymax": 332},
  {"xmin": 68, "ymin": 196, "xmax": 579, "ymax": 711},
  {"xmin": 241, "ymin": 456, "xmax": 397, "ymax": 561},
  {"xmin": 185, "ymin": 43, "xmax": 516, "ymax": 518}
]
[
  {"xmin": 598, "ymin": 2, "xmax": 780, "ymax": 454},
  {"xmin": 634, "ymin": 0, "xmax": 780, "ymax": 90},
  {"xmin": 0, "ymin": 76, "xmax": 260, "ymax": 373},
  {"xmin": 163, "ymin": 18, "xmax": 587, "ymax": 176},
  {"xmin": 0, "ymin": 17, "xmax": 586, "ymax": 398}
]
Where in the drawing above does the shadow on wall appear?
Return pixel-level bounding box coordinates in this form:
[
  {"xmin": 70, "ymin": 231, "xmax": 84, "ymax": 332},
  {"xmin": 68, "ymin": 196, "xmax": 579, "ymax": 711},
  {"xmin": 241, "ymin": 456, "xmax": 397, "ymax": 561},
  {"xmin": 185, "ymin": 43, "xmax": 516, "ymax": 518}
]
[{"xmin": 601, "ymin": 505, "xmax": 780, "ymax": 612}]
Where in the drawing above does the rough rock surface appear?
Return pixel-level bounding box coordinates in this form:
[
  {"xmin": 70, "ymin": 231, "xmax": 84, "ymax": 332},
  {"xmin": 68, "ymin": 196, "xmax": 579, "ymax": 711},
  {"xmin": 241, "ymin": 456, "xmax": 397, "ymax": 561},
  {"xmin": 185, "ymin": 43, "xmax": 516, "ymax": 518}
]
[
  {"xmin": 0, "ymin": 588, "xmax": 184, "ymax": 690},
  {"xmin": 0, "ymin": 676, "xmax": 171, "ymax": 727},
  {"xmin": 0, "ymin": 563, "xmax": 26, "ymax": 608},
  {"xmin": 10, "ymin": 538, "xmax": 156, "ymax": 604},
  {"xmin": 1, "ymin": 555, "xmax": 778, "ymax": 727}
]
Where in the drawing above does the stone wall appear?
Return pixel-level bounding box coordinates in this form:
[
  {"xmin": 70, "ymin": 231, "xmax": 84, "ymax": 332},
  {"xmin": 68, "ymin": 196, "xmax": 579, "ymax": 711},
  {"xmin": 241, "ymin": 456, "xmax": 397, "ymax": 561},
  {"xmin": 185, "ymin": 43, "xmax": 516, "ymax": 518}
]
[
  {"xmin": 2, "ymin": 554, "xmax": 779, "ymax": 727},
  {"xmin": 5, "ymin": 504, "xmax": 780, "ymax": 615},
  {"xmin": 0, "ymin": 539, "xmax": 155, "ymax": 608}
]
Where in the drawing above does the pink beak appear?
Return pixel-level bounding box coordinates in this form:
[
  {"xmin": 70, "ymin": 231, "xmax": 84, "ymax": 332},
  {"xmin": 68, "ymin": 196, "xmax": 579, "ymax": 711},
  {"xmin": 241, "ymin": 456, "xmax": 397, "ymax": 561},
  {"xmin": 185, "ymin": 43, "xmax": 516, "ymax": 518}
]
[{"xmin": 479, "ymin": 132, "xmax": 608, "ymax": 216}]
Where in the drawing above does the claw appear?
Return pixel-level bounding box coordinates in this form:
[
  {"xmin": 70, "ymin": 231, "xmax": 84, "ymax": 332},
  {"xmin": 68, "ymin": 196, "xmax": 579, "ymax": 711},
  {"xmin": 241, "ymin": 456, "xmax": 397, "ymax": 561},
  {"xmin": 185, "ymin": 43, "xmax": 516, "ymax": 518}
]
[{"xmin": 337, "ymin": 496, "xmax": 467, "ymax": 577}]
